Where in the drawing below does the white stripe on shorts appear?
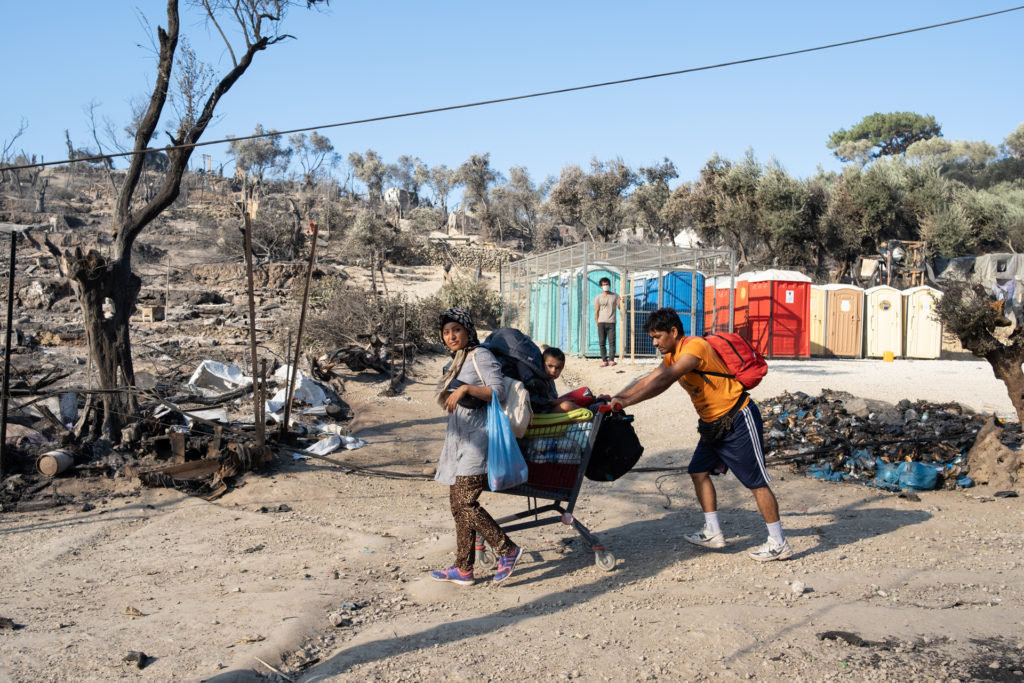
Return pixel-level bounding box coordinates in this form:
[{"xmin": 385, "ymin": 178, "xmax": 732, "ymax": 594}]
[{"xmin": 741, "ymin": 404, "xmax": 771, "ymax": 484}]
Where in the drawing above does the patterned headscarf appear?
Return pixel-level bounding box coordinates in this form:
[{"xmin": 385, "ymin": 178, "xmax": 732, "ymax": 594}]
[
  {"xmin": 437, "ymin": 306, "xmax": 480, "ymax": 353},
  {"xmin": 435, "ymin": 307, "xmax": 481, "ymax": 409}
]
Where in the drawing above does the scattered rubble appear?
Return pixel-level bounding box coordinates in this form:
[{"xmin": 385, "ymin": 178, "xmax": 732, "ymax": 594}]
[{"xmin": 760, "ymin": 389, "xmax": 1023, "ymax": 492}]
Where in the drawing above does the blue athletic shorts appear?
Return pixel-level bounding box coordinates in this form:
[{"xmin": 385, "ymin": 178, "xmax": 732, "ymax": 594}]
[{"xmin": 688, "ymin": 400, "xmax": 770, "ymax": 489}]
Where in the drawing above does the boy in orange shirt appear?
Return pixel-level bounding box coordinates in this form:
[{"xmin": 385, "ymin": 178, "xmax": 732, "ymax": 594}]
[{"xmin": 609, "ymin": 308, "xmax": 791, "ymax": 561}]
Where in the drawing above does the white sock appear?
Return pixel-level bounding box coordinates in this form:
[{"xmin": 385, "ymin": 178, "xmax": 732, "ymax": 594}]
[
  {"xmin": 766, "ymin": 521, "xmax": 785, "ymax": 544},
  {"xmin": 703, "ymin": 511, "xmax": 721, "ymax": 535}
]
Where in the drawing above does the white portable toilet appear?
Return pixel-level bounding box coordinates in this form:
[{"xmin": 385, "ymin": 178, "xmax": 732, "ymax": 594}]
[
  {"xmin": 864, "ymin": 285, "xmax": 903, "ymax": 358},
  {"xmin": 903, "ymin": 286, "xmax": 943, "ymax": 359}
]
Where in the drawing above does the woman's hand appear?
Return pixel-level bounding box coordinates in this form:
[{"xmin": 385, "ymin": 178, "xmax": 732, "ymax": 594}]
[{"xmin": 445, "ymin": 385, "xmax": 469, "ymax": 413}]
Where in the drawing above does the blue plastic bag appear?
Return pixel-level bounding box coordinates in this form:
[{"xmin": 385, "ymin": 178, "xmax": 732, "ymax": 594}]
[
  {"xmin": 487, "ymin": 389, "xmax": 529, "ymax": 491},
  {"xmin": 896, "ymin": 461, "xmax": 939, "ymax": 491}
]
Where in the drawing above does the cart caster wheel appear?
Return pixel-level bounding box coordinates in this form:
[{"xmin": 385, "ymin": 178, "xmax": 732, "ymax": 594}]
[
  {"xmin": 476, "ymin": 548, "xmax": 497, "ymax": 568},
  {"xmin": 595, "ymin": 550, "xmax": 616, "ymax": 571}
]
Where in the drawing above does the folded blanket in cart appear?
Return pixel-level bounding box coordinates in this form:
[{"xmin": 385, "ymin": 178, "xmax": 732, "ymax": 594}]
[{"xmin": 524, "ymin": 408, "xmax": 593, "ymax": 438}]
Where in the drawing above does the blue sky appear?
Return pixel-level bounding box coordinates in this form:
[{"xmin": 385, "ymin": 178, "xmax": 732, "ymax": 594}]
[{"xmin": 2, "ymin": 1, "xmax": 1022, "ymax": 189}]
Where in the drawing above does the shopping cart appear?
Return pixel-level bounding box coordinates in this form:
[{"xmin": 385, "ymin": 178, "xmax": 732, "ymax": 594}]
[{"xmin": 475, "ymin": 407, "xmax": 616, "ymax": 572}]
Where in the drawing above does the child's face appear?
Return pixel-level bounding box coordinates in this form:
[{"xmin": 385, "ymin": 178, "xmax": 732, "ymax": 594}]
[{"xmin": 544, "ymin": 356, "xmax": 564, "ymax": 380}]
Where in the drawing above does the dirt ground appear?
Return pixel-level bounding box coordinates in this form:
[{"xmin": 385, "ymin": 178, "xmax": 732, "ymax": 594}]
[
  {"xmin": 2, "ymin": 223, "xmax": 1023, "ymax": 681},
  {"xmin": 2, "ymin": 346, "xmax": 1023, "ymax": 682}
]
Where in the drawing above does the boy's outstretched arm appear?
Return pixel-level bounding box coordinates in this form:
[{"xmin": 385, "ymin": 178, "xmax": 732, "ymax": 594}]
[{"xmin": 610, "ymin": 353, "xmax": 699, "ymax": 410}]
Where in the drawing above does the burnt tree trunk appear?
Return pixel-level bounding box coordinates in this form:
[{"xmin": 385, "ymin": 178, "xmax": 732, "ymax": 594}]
[
  {"xmin": 935, "ymin": 280, "xmax": 1024, "ymax": 426},
  {"xmin": 985, "ymin": 349, "xmax": 1024, "ymax": 425},
  {"xmin": 32, "ymin": 0, "xmax": 283, "ymax": 441},
  {"xmin": 61, "ymin": 249, "xmax": 142, "ymax": 437}
]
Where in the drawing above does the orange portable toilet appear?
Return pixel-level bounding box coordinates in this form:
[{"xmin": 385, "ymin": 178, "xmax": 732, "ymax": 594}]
[
  {"xmin": 744, "ymin": 270, "xmax": 811, "ymax": 358},
  {"xmin": 712, "ymin": 276, "xmax": 735, "ymax": 333},
  {"xmin": 703, "ymin": 280, "xmax": 715, "ymax": 332},
  {"xmin": 734, "ymin": 272, "xmax": 754, "ymax": 340}
]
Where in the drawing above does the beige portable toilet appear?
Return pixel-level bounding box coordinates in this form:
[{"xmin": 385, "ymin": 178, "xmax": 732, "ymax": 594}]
[
  {"xmin": 809, "ymin": 286, "xmax": 827, "ymax": 356},
  {"xmin": 903, "ymin": 286, "xmax": 943, "ymax": 359},
  {"xmin": 823, "ymin": 284, "xmax": 864, "ymax": 358},
  {"xmin": 865, "ymin": 285, "xmax": 902, "ymax": 358}
]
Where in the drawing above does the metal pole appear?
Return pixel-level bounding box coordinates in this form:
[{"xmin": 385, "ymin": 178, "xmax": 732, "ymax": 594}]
[
  {"xmin": 242, "ymin": 213, "xmax": 264, "ymax": 449},
  {"xmin": 728, "ymin": 250, "xmax": 736, "ymax": 333},
  {"xmin": 1, "ymin": 230, "xmax": 17, "ymax": 477},
  {"xmin": 282, "ymin": 220, "xmax": 320, "ymax": 436}
]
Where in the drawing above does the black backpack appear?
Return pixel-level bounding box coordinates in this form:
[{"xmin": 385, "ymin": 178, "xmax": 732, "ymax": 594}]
[
  {"xmin": 481, "ymin": 327, "xmax": 556, "ymax": 404},
  {"xmin": 585, "ymin": 413, "xmax": 644, "ymax": 482}
]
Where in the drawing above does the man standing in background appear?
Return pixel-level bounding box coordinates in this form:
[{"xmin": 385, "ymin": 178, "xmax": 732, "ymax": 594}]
[{"xmin": 594, "ymin": 277, "xmax": 623, "ymax": 367}]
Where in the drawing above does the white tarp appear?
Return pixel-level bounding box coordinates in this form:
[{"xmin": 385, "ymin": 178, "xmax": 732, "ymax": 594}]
[
  {"xmin": 187, "ymin": 361, "xmax": 252, "ymax": 394},
  {"xmin": 265, "ymin": 365, "xmax": 328, "ymax": 413},
  {"xmin": 291, "ymin": 433, "xmax": 368, "ymax": 459}
]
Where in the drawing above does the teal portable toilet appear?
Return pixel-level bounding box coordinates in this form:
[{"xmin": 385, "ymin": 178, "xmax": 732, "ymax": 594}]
[
  {"xmin": 569, "ymin": 266, "xmax": 623, "ymax": 357},
  {"xmin": 533, "ymin": 274, "xmax": 559, "ymax": 348}
]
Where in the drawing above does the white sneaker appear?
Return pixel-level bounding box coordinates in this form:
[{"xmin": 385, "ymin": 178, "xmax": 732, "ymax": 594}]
[
  {"xmin": 748, "ymin": 538, "xmax": 793, "ymax": 562},
  {"xmin": 683, "ymin": 527, "xmax": 726, "ymax": 549}
]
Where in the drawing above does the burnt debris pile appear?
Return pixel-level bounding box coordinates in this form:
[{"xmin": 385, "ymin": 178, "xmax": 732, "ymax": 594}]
[{"xmin": 759, "ymin": 390, "xmax": 1022, "ymax": 492}]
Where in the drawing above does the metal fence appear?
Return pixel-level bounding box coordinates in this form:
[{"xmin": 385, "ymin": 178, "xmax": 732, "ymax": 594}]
[{"xmin": 500, "ymin": 242, "xmax": 737, "ymax": 362}]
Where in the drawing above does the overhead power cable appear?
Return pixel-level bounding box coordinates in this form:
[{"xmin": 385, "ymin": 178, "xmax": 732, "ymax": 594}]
[{"xmin": 5, "ymin": 4, "xmax": 1023, "ymax": 173}]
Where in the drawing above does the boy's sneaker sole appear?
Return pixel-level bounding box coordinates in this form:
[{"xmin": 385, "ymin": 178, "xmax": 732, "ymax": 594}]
[
  {"xmin": 749, "ymin": 540, "xmax": 793, "ymax": 562},
  {"xmin": 683, "ymin": 529, "xmax": 726, "ymax": 549}
]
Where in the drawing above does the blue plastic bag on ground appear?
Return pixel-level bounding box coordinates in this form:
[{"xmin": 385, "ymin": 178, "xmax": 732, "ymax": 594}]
[
  {"xmin": 487, "ymin": 389, "xmax": 529, "ymax": 491},
  {"xmin": 896, "ymin": 461, "xmax": 939, "ymax": 491},
  {"xmin": 874, "ymin": 458, "xmax": 900, "ymax": 488}
]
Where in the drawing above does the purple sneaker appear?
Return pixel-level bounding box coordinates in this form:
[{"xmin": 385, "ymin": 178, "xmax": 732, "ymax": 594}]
[
  {"xmin": 493, "ymin": 546, "xmax": 523, "ymax": 583},
  {"xmin": 429, "ymin": 566, "xmax": 475, "ymax": 585}
]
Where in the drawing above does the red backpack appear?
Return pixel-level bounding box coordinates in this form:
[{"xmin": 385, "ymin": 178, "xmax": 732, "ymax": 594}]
[{"xmin": 690, "ymin": 333, "xmax": 767, "ymax": 389}]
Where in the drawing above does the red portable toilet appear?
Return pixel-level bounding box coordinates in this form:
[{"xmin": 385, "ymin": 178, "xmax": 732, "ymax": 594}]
[
  {"xmin": 744, "ymin": 270, "xmax": 811, "ymax": 358},
  {"xmin": 733, "ymin": 272, "xmax": 754, "ymax": 340}
]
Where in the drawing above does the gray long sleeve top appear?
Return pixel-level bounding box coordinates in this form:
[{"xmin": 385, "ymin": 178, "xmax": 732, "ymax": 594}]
[{"xmin": 434, "ymin": 347, "xmax": 507, "ymax": 486}]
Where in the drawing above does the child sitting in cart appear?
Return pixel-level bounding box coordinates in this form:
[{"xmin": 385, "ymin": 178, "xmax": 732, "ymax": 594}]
[
  {"xmin": 540, "ymin": 347, "xmax": 594, "ymax": 414},
  {"xmin": 430, "ymin": 307, "xmax": 524, "ymax": 585}
]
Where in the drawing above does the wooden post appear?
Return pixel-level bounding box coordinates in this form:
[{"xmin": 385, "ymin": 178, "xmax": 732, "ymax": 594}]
[
  {"xmin": 243, "ymin": 213, "xmax": 262, "ymax": 448},
  {"xmin": 629, "ymin": 277, "xmax": 635, "ymax": 365},
  {"xmin": 0, "ymin": 230, "xmax": 18, "ymax": 478},
  {"xmin": 282, "ymin": 220, "xmax": 320, "ymax": 436}
]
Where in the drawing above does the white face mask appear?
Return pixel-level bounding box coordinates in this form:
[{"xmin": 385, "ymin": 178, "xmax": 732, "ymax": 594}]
[{"xmin": 601, "ymin": 285, "xmax": 610, "ymax": 292}]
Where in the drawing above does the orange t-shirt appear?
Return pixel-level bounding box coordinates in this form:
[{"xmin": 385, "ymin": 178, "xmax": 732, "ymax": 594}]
[{"xmin": 663, "ymin": 336, "xmax": 748, "ymax": 422}]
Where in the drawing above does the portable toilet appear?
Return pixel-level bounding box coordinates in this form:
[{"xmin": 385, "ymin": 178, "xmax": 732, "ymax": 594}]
[
  {"xmin": 532, "ymin": 274, "xmax": 558, "ymax": 348},
  {"xmin": 865, "ymin": 285, "xmax": 903, "ymax": 358},
  {"xmin": 703, "ymin": 280, "xmax": 715, "ymax": 332},
  {"xmin": 568, "ymin": 266, "xmax": 623, "ymax": 357},
  {"xmin": 628, "ymin": 270, "xmax": 659, "ymax": 356},
  {"xmin": 823, "ymin": 284, "xmax": 864, "ymax": 358},
  {"xmin": 903, "ymin": 286, "xmax": 943, "ymax": 359},
  {"xmin": 557, "ymin": 273, "xmax": 570, "ymax": 350},
  {"xmin": 661, "ymin": 269, "xmax": 705, "ymax": 337},
  {"xmin": 733, "ymin": 273, "xmax": 752, "ymax": 339},
  {"xmin": 808, "ymin": 285, "xmax": 828, "ymax": 356},
  {"xmin": 712, "ymin": 276, "xmax": 735, "ymax": 333},
  {"xmin": 745, "ymin": 270, "xmax": 811, "ymax": 358}
]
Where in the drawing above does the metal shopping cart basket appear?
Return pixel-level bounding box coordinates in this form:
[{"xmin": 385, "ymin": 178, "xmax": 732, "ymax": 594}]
[{"xmin": 475, "ymin": 408, "xmax": 616, "ymax": 571}]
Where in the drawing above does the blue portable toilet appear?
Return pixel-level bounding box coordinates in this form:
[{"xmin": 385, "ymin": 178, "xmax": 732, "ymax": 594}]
[
  {"xmin": 661, "ymin": 270, "xmax": 705, "ymax": 336},
  {"xmin": 629, "ymin": 270, "xmax": 660, "ymax": 355},
  {"xmin": 627, "ymin": 269, "xmax": 706, "ymax": 356}
]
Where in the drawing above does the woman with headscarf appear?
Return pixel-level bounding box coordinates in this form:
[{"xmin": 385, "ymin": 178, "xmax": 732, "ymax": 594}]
[{"xmin": 431, "ymin": 307, "xmax": 523, "ymax": 585}]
